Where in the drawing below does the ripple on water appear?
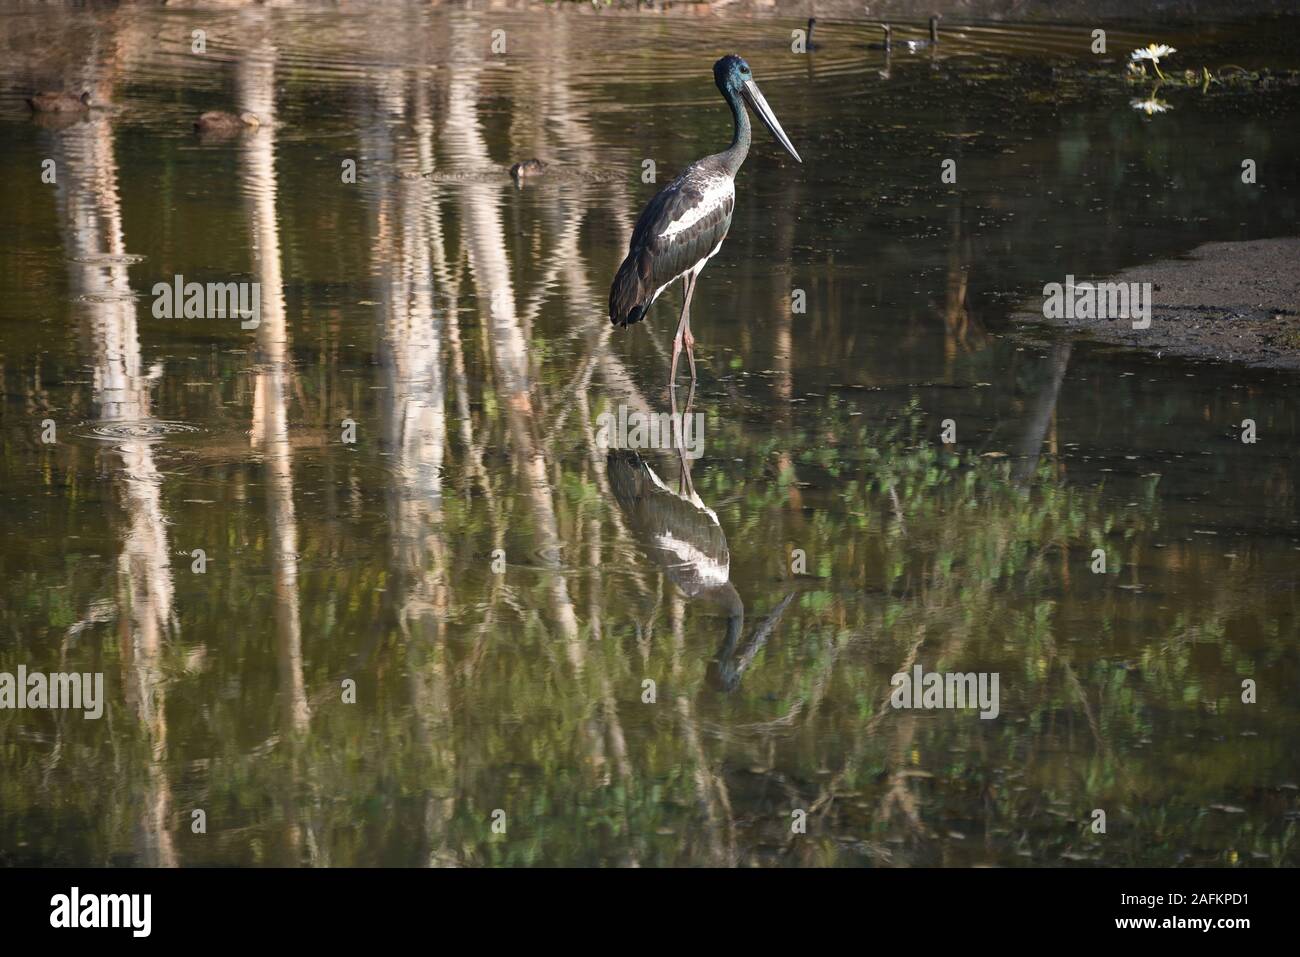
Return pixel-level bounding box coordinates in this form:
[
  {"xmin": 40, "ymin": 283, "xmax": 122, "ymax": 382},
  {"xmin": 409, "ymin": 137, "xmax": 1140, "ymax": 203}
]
[
  {"xmin": 74, "ymin": 292, "xmax": 139, "ymax": 304},
  {"xmin": 526, "ymin": 543, "xmax": 573, "ymax": 570},
  {"xmin": 66, "ymin": 253, "xmax": 147, "ymax": 266},
  {"xmin": 81, "ymin": 420, "xmax": 202, "ymax": 443}
]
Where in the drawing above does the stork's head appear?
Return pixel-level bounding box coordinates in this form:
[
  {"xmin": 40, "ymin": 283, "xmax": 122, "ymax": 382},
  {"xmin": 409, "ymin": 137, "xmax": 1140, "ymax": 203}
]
[
  {"xmin": 713, "ymin": 54, "xmax": 751, "ymax": 96},
  {"xmin": 712, "ymin": 55, "xmax": 802, "ymax": 164}
]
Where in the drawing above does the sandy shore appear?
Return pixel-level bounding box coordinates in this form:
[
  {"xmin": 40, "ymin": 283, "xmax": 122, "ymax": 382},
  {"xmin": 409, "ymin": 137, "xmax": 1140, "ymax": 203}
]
[{"xmin": 1014, "ymin": 238, "xmax": 1300, "ymax": 371}]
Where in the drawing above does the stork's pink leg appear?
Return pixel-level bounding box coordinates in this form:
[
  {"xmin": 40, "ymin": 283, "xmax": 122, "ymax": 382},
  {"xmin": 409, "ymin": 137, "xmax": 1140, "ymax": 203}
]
[
  {"xmin": 680, "ymin": 271, "xmax": 698, "ymax": 384},
  {"xmin": 669, "ymin": 271, "xmax": 697, "ymax": 390},
  {"xmin": 683, "ymin": 323, "xmax": 696, "ymax": 383}
]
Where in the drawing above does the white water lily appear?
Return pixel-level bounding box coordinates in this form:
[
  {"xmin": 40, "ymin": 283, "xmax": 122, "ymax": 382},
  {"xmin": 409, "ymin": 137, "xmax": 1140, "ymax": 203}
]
[
  {"xmin": 1131, "ymin": 43, "xmax": 1177, "ymax": 63},
  {"xmin": 1130, "ymin": 96, "xmax": 1173, "ymax": 115},
  {"xmin": 1131, "ymin": 43, "xmax": 1177, "ymax": 79}
]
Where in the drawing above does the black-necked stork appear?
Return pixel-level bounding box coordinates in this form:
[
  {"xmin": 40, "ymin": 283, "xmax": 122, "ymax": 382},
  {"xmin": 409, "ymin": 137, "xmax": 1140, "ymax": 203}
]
[
  {"xmin": 867, "ymin": 24, "xmax": 893, "ymax": 51},
  {"xmin": 806, "ymin": 18, "xmax": 821, "ymax": 52},
  {"xmin": 606, "ymin": 448, "xmax": 796, "ymax": 693},
  {"xmin": 608, "ymin": 55, "xmax": 801, "ymax": 388},
  {"xmin": 902, "ymin": 16, "xmax": 941, "ymax": 52},
  {"xmin": 607, "ymin": 448, "xmax": 731, "ymax": 602}
]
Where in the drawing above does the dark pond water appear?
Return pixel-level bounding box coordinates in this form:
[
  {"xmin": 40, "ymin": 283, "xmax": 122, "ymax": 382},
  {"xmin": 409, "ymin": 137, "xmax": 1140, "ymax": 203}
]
[{"xmin": 1, "ymin": 5, "xmax": 1298, "ymax": 866}]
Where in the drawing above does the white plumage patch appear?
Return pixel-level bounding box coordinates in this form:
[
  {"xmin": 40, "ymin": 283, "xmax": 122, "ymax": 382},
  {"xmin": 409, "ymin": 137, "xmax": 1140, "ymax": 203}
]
[
  {"xmin": 631, "ymin": 459, "xmax": 730, "ymax": 589},
  {"xmin": 696, "ymin": 237, "xmax": 726, "ymax": 275},
  {"xmin": 659, "ymin": 177, "xmax": 734, "ymax": 242},
  {"xmin": 651, "ymin": 533, "xmax": 731, "ymax": 586}
]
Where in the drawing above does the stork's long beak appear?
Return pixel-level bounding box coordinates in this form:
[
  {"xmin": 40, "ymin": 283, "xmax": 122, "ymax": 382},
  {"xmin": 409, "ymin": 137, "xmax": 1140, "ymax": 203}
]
[{"xmin": 742, "ymin": 79, "xmax": 802, "ymax": 164}]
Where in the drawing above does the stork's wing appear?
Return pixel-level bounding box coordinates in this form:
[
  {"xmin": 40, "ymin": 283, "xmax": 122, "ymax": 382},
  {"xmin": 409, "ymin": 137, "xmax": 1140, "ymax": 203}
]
[
  {"xmin": 609, "ymin": 164, "xmax": 735, "ymax": 327},
  {"xmin": 607, "ymin": 450, "xmax": 729, "ymax": 593}
]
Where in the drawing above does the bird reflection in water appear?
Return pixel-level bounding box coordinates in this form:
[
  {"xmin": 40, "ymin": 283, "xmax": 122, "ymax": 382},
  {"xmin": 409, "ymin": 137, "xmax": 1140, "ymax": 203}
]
[{"xmin": 607, "ymin": 437, "xmax": 794, "ymax": 693}]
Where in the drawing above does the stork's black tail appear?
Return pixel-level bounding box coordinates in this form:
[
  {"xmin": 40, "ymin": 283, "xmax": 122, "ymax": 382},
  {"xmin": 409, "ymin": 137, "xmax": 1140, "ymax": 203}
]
[{"xmin": 609, "ymin": 253, "xmax": 650, "ymax": 327}]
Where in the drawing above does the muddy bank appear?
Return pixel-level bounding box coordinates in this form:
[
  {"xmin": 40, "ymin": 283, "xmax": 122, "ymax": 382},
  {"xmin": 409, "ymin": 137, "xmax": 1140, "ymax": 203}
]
[{"xmin": 1013, "ymin": 238, "xmax": 1300, "ymax": 371}]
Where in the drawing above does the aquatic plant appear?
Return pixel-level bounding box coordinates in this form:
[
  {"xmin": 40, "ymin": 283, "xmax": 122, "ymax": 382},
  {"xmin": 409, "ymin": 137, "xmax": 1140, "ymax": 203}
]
[
  {"xmin": 1130, "ymin": 43, "xmax": 1177, "ymax": 80},
  {"xmin": 1130, "ymin": 95, "xmax": 1173, "ymax": 115}
]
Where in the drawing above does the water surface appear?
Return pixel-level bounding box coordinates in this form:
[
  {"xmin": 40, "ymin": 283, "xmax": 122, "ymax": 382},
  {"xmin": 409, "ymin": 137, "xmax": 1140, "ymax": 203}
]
[{"xmin": 1, "ymin": 6, "xmax": 1298, "ymax": 866}]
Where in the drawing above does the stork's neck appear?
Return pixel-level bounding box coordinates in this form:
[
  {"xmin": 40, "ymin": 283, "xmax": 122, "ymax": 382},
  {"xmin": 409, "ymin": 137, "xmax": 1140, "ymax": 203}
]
[
  {"xmin": 704, "ymin": 583, "xmax": 747, "ymax": 692},
  {"xmin": 720, "ymin": 85, "xmax": 750, "ymax": 177}
]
